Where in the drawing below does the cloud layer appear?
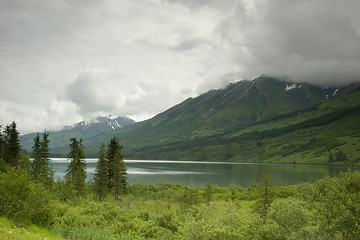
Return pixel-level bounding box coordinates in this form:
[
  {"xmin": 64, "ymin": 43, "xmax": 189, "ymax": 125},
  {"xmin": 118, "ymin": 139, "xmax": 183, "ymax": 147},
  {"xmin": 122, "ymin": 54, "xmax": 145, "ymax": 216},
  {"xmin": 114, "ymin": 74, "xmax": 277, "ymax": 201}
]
[{"xmin": 1, "ymin": 0, "xmax": 360, "ymax": 133}]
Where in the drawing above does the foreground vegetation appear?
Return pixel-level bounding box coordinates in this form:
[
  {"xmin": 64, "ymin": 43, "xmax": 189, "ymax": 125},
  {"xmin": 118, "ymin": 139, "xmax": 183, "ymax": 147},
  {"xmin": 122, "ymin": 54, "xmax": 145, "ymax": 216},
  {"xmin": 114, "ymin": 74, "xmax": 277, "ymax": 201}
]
[
  {"xmin": 1, "ymin": 121, "xmax": 360, "ymax": 239},
  {"xmin": 1, "ymin": 166, "xmax": 360, "ymax": 239}
]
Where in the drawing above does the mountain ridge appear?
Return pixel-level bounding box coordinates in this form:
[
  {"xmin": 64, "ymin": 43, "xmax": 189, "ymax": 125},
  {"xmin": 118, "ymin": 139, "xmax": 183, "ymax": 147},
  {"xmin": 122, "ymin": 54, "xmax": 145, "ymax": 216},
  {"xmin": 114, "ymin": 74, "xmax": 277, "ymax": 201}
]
[
  {"xmin": 122, "ymin": 84, "xmax": 360, "ymax": 164},
  {"xmin": 19, "ymin": 76, "xmax": 359, "ymax": 165},
  {"xmin": 79, "ymin": 76, "xmax": 353, "ymax": 157},
  {"xmin": 20, "ymin": 115, "xmax": 135, "ymax": 154}
]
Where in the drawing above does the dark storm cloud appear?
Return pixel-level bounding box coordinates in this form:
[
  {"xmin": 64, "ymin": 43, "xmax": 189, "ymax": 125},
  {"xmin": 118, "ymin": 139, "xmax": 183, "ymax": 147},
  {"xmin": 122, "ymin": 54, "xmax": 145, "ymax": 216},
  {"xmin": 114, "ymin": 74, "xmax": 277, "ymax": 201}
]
[
  {"xmin": 219, "ymin": 0, "xmax": 360, "ymax": 85},
  {"xmin": 170, "ymin": 0, "xmax": 360, "ymax": 86}
]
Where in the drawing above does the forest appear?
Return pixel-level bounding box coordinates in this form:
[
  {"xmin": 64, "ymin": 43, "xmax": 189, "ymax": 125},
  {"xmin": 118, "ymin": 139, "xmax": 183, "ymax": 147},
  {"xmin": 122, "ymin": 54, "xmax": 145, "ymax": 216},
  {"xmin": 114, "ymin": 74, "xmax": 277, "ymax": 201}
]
[{"xmin": 1, "ymin": 121, "xmax": 360, "ymax": 239}]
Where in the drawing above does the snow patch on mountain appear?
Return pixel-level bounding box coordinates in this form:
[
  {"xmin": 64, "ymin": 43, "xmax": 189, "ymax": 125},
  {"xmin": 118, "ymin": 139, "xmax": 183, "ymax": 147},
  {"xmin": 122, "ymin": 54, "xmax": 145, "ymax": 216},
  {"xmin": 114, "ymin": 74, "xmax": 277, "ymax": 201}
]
[
  {"xmin": 285, "ymin": 83, "xmax": 302, "ymax": 91},
  {"xmin": 332, "ymin": 88, "xmax": 339, "ymax": 96}
]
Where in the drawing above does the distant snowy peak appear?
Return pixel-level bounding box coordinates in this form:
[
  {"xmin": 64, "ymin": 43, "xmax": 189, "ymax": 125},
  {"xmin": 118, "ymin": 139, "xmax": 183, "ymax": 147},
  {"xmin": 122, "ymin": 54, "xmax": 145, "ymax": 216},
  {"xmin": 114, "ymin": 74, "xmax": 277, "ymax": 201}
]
[
  {"xmin": 63, "ymin": 115, "xmax": 135, "ymax": 132},
  {"xmin": 109, "ymin": 114, "xmax": 120, "ymax": 120}
]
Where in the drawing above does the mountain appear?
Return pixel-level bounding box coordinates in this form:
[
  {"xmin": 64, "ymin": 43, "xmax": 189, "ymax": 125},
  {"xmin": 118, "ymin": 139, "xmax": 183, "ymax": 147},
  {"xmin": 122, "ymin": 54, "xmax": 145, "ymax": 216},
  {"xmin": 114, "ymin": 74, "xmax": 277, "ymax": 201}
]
[
  {"xmin": 61, "ymin": 114, "xmax": 135, "ymax": 137},
  {"xmin": 131, "ymin": 84, "xmax": 360, "ymax": 164},
  {"xmin": 24, "ymin": 76, "xmax": 359, "ymax": 165},
  {"xmin": 79, "ymin": 76, "xmax": 355, "ymax": 160},
  {"xmin": 20, "ymin": 115, "xmax": 135, "ymax": 155}
]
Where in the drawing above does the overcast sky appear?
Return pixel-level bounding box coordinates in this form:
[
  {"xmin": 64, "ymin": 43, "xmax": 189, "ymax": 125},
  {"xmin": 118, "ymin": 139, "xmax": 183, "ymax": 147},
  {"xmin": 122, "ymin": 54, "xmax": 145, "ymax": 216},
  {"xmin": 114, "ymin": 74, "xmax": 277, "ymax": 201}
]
[{"xmin": 1, "ymin": 0, "xmax": 360, "ymax": 133}]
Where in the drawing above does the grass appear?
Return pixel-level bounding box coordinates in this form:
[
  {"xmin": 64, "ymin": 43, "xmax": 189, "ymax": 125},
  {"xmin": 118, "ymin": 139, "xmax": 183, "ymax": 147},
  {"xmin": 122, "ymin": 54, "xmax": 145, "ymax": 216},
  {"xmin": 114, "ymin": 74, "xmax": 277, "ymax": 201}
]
[{"xmin": 0, "ymin": 217, "xmax": 64, "ymax": 240}]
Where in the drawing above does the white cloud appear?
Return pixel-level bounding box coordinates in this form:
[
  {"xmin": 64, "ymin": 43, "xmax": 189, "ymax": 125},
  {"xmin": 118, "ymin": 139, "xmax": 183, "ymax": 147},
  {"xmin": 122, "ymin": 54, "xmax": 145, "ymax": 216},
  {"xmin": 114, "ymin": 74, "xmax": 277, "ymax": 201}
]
[
  {"xmin": 1, "ymin": 0, "xmax": 360, "ymax": 133},
  {"xmin": 66, "ymin": 69, "xmax": 126, "ymax": 116},
  {"xmin": 214, "ymin": 0, "xmax": 360, "ymax": 85}
]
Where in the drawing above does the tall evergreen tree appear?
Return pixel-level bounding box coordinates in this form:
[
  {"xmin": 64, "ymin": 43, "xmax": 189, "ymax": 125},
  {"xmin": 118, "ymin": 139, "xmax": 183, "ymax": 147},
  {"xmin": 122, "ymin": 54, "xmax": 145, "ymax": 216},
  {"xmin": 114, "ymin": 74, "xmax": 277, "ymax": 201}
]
[
  {"xmin": 0, "ymin": 125, "xmax": 6, "ymax": 172},
  {"xmin": 3, "ymin": 121, "xmax": 21, "ymax": 166},
  {"xmin": 93, "ymin": 143, "xmax": 108, "ymax": 201},
  {"xmin": 32, "ymin": 134, "xmax": 42, "ymax": 175},
  {"xmin": 254, "ymin": 168, "xmax": 274, "ymax": 219},
  {"xmin": 106, "ymin": 137, "xmax": 119, "ymax": 188},
  {"xmin": 0, "ymin": 125, "xmax": 4, "ymax": 160},
  {"xmin": 65, "ymin": 138, "xmax": 87, "ymax": 197},
  {"xmin": 113, "ymin": 152, "xmax": 127, "ymax": 200},
  {"xmin": 106, "ymin": 137, "xmax": 127, "ymax": 200},
  {"xmin": 40, "ymin": 132, "xmax": 51, "ymax": 163},
  {"xmin": 32, "ymin": 132, "xmax": 53, "ymax": 187}
]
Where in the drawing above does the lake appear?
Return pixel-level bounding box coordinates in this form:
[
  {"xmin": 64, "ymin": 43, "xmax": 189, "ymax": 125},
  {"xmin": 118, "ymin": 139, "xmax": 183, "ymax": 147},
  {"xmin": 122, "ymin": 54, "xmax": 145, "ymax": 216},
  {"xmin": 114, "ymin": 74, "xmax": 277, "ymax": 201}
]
[{"xmin": 49, "ymin": 158, "xmax": 355, "ymax": 187}]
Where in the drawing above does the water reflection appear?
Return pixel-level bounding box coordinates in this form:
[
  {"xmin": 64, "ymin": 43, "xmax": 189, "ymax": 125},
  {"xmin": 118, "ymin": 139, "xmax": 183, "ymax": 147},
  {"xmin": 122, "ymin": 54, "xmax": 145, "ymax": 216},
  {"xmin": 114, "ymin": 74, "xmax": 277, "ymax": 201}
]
[{"xmin": 49, "ymin": 158, "xmax": 356, "ymax": 187}]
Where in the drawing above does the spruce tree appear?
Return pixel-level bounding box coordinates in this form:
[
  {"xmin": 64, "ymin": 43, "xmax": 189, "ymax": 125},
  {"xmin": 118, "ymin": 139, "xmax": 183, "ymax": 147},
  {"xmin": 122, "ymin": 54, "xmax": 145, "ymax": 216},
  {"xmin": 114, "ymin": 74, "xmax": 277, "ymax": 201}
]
[
  {"xmin": 3, "ymin": 121, "xmax": 21, "ymax": 167},
  {"xmin": 0, "ymin": 125, "xmax": 5, "ymax": 172},
  {"xmin": 93, "ymin": 143, "xmax": 108, "ymax": 201},
  {"xmin": 113, "ymin": 152, "xmax": 127, "ymax": 200},
  {"xmin": 106, "ymin": 137, "xmax": 119, "ymax": 189},
  {"xmin": 32, "ymin": 134, "xmax": 42, "ymax": 176},
  {"xmin": 254, "ymin": 168, "xmax": 274, "ymax": 219},
  {"xmin": 40, "ymin": 132, "xmax": 51, "ymax": 164},
  {"xmin": 106, "ymin": 137, "xmax": 127, "ymax": 200},
  {"xmin": 32, "ymin": 132, "xmax": 53, "ymax": 187},
  {"xmin": 65, "ymin": 138, "xmax": 87, "ymax": 197},
  {"xmin": 0, "ymin": 125, "xmax": 4, "ymax": 160}
]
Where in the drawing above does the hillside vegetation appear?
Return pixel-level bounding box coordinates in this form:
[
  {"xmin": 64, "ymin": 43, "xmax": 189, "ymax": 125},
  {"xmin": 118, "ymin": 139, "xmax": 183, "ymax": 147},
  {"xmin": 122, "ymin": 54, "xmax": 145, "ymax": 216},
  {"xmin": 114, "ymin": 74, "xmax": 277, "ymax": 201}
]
[
  {"xmin": 81, "ymin": 78, "xmax": 360, "ymax": 165},
  {"xmin": 19, "ymin": 77, "xmax": 360, "ymax": 165},
  {"xmin": 130, "ymin": 86, "xmax": 360, "ymax": 165}
]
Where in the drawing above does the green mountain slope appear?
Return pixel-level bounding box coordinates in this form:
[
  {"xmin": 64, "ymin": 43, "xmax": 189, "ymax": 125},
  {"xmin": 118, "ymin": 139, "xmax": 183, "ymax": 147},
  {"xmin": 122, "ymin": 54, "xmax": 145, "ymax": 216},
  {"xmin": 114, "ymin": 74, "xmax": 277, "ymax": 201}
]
[
  {"xmin": 79, "ymin": 77, "xmax": 346, "ymax": 158},
  {"xmin": 128, "ymin": 85, "xmax": 360, "ymax": 165}
]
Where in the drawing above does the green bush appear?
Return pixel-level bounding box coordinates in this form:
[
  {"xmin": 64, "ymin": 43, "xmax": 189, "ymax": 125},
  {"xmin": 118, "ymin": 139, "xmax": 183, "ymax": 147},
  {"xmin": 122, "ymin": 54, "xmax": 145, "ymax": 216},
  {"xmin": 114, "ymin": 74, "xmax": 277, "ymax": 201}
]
[
  {"xmin": 0, "ymin": 168, "xmax": 53, "ymax": 225},
  {"xmin": 302, "ymin": 170, "xmax": 360, "ymax": 239}
]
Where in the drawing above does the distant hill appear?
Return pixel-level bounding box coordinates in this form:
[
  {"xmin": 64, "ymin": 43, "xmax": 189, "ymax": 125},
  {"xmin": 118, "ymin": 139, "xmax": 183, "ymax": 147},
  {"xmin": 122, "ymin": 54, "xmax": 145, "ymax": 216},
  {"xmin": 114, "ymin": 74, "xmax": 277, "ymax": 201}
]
[
  {"xmin": 20, "ymin": 115, "xmax": 135, "ymax": 155},
  {"xmin": 78, "ymin": 76, "xmax": 356, "ymax": 163}
]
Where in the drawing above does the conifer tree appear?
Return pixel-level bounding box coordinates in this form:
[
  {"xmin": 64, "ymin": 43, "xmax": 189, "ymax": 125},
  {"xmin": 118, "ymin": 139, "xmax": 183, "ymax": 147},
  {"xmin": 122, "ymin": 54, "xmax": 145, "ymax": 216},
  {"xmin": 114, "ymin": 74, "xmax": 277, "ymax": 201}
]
[
  {"xmin": 32, "ymin": 134, "xmax": 42, "ymax": 175},
  {"xmin": 40, "ymin": 132, "xmax": 51, "ymax": 163},
  {"xmin": 3, "ymin": 121, "xmax": 21, "ymax": 167},
  {"xmin": 106, "ymin": 137, "xmax": 127, "ymax": 200},
  {"xmin": 113, "ymin": 152, "xmax": 127, "ymax": 200},
  {"xmin": 0, "ymin": 125, "xmax": 4, "ymax": 160},
  {"xmin": 254, "ymin": 168, "xmax": 274, "ymax": 219},
  {"xmin": 106, "ymin": 137, "xmax": 119, "ymax": 188},
  {"xmin": 0, "ymin": 126, "xmax": 5, "ymax": 172},
  {"xmin": 93, "ymin": 143, "xmax": 108, "ymax": 201},
  {"xmin": 32, "ymin": 132, "xmax": 53, "ymax": 187},
  {"xmin": 65, "ymin": 138, "xmax": 87, "ymax": 197}
]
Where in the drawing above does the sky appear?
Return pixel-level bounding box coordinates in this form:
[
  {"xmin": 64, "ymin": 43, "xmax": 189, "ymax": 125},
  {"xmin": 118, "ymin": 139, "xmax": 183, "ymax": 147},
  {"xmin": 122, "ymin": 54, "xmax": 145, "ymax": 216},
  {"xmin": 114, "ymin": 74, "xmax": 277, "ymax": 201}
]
[{"xmin": 1, "ymin": 0, "xmax": 360, "ymax": 133}]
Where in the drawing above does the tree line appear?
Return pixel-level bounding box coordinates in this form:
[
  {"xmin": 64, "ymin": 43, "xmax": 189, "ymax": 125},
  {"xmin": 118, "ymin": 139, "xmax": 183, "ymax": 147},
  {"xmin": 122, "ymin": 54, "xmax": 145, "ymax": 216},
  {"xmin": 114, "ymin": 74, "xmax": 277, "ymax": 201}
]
[{"xmin": 0, "ymin": 121, "xmax": 127, "ymax": 200}]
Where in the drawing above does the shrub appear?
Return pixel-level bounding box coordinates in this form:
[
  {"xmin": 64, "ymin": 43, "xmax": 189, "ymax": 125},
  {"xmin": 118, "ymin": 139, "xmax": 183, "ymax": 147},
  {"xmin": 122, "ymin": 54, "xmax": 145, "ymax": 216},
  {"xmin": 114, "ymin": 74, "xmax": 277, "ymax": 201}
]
[{"xmin": 0, "ymin": 168, "xmax": 53, "ymax": 225}]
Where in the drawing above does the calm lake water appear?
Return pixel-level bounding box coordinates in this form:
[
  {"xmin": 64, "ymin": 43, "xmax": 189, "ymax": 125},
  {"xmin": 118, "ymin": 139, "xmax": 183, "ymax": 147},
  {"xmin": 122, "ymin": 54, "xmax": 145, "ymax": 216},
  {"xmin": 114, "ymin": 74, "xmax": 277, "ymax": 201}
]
[{"xmin": 50, "ymin": 158, "xmax": 356, "ymax": 187}]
